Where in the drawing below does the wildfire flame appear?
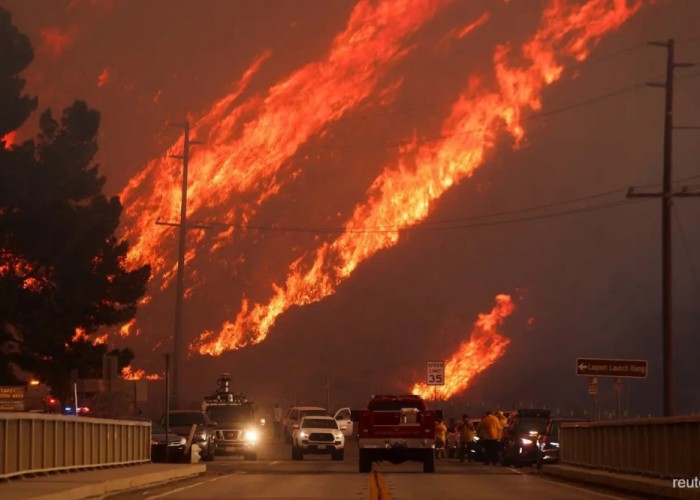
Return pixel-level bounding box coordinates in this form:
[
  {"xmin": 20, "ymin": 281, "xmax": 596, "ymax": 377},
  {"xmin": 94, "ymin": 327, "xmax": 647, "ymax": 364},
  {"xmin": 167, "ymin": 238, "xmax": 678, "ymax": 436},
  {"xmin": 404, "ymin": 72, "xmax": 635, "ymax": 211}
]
[
  {"xmin": 193, "ymin": 0, "xmax": 642, "ymax": 356},
  {"xmin": 121, "ymin": 365, "xmax": 162, "ymax": 380},
  {"xmin": 411, "ymin": 294, "xmax": 515, "ymax": 399},
  {"xmin": 120, "ymin": 0, "xmax": 450, "ymax": 284}
]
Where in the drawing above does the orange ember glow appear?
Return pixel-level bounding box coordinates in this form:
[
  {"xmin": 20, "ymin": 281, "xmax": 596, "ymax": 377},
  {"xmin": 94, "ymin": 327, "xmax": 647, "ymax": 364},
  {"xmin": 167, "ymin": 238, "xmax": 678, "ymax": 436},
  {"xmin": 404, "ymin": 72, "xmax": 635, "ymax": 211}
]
[
  {"xmin": 121, "ymin": 366, "xmax": 162, "ymax": 381},
  {"xmin": 458, "ymin": 12, "xmax": 490, "ymax": 39},
  {"xmin": 120, "ymin": 0, "xmax": 450, "ymax": 283},
  {"xmin": 119, "ymin": 318, "xmax": 138, "ymax": 338},
  {"xmin": 39, "ymin": 27, "xmax": 73, "ymax": 57},
  {"xmin": 2, "ymin": 131, "xmax": 17, "ymax": 148},
  {"xmin": 194, "ymin": 0, "xmax": 641, "ymax": 356},
  {"xmin": 93, "ymin": 334, "xmax": 108, "ymax": 345},
  {"xmin": 71, "ymin": 327, "xmax": 89, "ymax": 343},
  {"xmin": 97, "ymin": 68, "xmax": 110, "ymax": 87},
  {"xmin": 411, "ymin": 294, "xmax": 515, "ymax": 399}
]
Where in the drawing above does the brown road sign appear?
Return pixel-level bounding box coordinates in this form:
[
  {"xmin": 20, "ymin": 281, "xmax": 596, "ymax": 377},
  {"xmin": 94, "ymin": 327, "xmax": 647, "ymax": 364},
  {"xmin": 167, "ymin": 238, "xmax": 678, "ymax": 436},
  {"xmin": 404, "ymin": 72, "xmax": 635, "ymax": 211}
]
[
  {"xmin": 0, "ymin": 386, "xmax": 25, "ymax": 411},
  {"xmin": 576, "ymin": 358, "xmax": 647, "ymax": 378}
]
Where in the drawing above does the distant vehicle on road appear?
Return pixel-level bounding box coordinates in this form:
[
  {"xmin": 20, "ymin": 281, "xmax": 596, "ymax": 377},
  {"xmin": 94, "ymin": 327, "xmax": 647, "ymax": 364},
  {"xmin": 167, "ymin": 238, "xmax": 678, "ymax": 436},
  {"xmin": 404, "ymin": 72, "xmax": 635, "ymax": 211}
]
[
  {"xmin": 291, "ymin": 415, "xmax": 345, "ymax": 461},
  {"xmin": 282, "ymin": 406, "xmax": 329, "ymax": 443},
  {"xmin": 202, "ymin": 374, "xmax": 261, "ymax": 460},
  {"xmin": 151, "ymin": 420, "xmax": 187, "ymax": 463},
  {"xmin": 161, "ymin": 410, "xmax": 217, "ymax": 461},
  {"xmin": 357, "ymin": 394, "xmax": 437, "ymax": 473},
  {"xmin": 536, "ymin": 417, "xmax": 588, "ymax": 466},
  {"xmin": 500, "ymin": 409, "xmax": 551, "ymax": 467}
]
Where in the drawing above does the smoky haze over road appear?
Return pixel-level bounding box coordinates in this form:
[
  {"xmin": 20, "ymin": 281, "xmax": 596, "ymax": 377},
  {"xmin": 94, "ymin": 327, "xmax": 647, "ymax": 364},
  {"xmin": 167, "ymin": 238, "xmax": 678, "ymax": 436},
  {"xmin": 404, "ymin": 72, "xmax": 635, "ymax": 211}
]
[{"xmin": 2, "ymin": 0, "xmax": 699, "ymax": 416}]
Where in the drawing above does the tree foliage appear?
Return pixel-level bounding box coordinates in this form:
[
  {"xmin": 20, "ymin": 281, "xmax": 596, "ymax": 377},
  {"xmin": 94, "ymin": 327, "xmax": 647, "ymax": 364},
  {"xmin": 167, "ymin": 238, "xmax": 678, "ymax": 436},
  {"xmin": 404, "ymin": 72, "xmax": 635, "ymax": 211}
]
[{"xmin": 0, "ymin": 7, "xmax": 150, "ymax": 398}]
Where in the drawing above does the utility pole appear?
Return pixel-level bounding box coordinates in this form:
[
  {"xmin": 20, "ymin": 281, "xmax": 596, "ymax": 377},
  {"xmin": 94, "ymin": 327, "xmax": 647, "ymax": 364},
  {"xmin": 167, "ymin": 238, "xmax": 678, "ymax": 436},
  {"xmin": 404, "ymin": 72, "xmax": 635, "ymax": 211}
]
[
  {"xmin": 157, "ymin": 121, "xmax": 204, "ymax": 409},
  {"xmin": 628, "ymin": 39, "xmax": 697, "ymax": 417}
]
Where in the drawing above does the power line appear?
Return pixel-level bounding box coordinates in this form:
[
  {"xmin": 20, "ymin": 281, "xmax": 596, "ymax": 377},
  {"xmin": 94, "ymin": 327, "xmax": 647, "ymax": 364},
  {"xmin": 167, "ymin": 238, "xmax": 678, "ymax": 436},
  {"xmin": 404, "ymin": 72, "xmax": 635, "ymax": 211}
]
[
  {"xmin": 672, "ymin": 206, "xmax": 700, "ymax": 301},
  {"xmin": 186, "ymin": 173, "xmax": 699, "ymax": 235},
  {"xmin": 204, "ymin": 196, "xmax": 644, "ymax": 235}
]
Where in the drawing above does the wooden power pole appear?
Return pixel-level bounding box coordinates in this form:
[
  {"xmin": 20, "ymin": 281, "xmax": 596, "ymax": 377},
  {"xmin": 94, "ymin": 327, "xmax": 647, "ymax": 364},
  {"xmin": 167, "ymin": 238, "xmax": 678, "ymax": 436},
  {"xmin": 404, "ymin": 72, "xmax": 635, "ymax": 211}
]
[{"xmin": 628, "ymin": 39, "xmax": 697, "ymax": 417}]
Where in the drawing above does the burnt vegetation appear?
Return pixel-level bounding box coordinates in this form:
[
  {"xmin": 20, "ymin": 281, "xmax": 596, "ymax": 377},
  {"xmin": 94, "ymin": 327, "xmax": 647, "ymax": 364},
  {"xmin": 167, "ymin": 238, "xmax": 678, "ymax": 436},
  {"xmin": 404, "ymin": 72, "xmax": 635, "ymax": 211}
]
[{"xmin": 0, "ymin": 7, "xmax": 150, "ymax": 398}]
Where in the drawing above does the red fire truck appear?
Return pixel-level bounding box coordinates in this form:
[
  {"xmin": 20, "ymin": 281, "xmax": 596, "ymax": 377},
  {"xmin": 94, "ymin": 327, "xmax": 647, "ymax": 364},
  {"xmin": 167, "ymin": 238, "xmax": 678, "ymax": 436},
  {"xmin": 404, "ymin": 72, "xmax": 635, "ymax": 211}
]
[{"xmin": 356, "ymin": 394, "xmax": 437, "ymax": 473}]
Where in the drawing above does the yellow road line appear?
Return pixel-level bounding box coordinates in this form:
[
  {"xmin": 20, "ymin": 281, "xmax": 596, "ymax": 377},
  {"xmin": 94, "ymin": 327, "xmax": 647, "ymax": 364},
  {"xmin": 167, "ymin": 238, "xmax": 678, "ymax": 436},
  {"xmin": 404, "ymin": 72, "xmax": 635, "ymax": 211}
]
[{"xmin": 369, "ymin": 470, "xmax": 390, "ymax": 500}]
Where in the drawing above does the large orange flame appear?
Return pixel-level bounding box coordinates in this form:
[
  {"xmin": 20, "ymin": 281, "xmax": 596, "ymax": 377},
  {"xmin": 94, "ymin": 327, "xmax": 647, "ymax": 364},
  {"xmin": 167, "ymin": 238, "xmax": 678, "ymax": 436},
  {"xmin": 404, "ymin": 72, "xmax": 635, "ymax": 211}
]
[
  {"xmin": 120, "ymin": 0, "xmax": 450, "ymax": 286},
  {"xmin": 121, "ymin": 365, "xmax": 162, "ymax": 381},
  {"xmin": 193, "ymin": 0, "xmax": 642, "ymax": 356},
  {"xmin": 411, "ymin": 294, "xmax": 515, "ymax": 399}
]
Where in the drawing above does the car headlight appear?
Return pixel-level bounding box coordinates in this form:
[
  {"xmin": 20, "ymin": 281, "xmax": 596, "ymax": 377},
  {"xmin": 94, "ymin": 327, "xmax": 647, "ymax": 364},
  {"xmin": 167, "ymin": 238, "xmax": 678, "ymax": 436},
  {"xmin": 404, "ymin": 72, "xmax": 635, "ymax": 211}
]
[
  {"xmin": 521, "ymin": 438, "xmax": 533, "ymax": 445},
  {"xmin": 196, "ymin": 432, "xmax": 207, "ymax": 441},
  {"xmin": 298, "ymin": 431, "xmax": 308, "ymax": 439},
  {"xmin": 473, "ymin": 436, "xmax": 480, "ymax": 442},
  {"xmin": 179, "ymin": 437, "xmax": 187, "ymax": 446},
  {"xmin": 333, "ymin": 431, "xmax": 343, "ymax": 439},
  {"xmin": 151, "ymin": 439, "xmax": 160, "ymax": 445},
  {"xmin": 243, "ymin": 429, "xmax": 259, "ymax": 443}
]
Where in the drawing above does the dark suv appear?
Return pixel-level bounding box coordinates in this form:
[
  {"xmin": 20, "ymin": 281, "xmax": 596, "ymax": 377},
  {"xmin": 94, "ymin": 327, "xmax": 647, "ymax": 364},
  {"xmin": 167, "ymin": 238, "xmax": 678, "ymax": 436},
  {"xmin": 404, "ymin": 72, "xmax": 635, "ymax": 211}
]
[
  {"xmin": 536, "ymin": 417, "xmax": 588, "ymax": 467},
  {"xmin": 161, "ymin": 410, "xmax": 217, "ymax": 461},
  {"xmin": 500, "ymin": 409, "xmax": 551, "ymax": 467}
]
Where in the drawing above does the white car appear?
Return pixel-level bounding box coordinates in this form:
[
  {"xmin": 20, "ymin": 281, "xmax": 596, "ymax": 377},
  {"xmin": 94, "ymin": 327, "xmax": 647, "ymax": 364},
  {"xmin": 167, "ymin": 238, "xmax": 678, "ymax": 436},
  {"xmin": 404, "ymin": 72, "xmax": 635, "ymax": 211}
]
[
  {"xmin": 292, "ymin": 415, "xmax": 345, "ymax": 461},
  {"xmin": 333, "ymin": 407, "xmax": 354, "ymax": 438}
]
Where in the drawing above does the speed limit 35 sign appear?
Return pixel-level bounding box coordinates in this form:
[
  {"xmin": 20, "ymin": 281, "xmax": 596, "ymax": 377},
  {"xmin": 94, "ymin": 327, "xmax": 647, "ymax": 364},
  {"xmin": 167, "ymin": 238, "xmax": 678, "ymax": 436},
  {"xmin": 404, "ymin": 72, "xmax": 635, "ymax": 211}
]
[{"xmin": 426, "ymin": 360, "xmax": 445, "ymax": 386}]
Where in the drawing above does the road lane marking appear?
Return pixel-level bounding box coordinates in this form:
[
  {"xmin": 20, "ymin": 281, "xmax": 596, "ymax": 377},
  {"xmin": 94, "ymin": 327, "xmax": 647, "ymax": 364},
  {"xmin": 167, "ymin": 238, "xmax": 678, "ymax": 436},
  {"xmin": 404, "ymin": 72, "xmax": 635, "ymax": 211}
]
[
  {"xmin": 268, "ymin": 461, "xmax": 280, "ymax": 465},
  {"xmin": 376, "ymin": 471, "xmax": 390, "ymax": 500},
  {"xmin": 145, "ymin": 474, "xmax": 229, "ymax": 499},
  {"xmin": 369, "ymin": 471, "xmax": 390, "ymax": 500},
  {"xmin": 369, "ymin": 471, "xmax": 378, "ymax": 500}
]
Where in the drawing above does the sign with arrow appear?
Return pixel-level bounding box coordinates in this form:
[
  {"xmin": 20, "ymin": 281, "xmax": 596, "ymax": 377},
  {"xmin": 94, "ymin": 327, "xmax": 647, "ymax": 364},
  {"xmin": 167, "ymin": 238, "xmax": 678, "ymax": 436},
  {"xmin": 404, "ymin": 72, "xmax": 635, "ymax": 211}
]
[{"xmin": 576, "ymin": 358, "xmax": 647, "ymax": 378}]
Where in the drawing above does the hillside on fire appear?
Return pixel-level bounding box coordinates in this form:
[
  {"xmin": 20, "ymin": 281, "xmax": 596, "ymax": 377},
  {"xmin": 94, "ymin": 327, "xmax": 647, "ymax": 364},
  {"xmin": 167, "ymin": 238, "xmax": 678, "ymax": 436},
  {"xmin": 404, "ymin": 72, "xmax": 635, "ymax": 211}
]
[{"xmin": 1, "ymin": 0, "xmax": 698, "ymax": 416}]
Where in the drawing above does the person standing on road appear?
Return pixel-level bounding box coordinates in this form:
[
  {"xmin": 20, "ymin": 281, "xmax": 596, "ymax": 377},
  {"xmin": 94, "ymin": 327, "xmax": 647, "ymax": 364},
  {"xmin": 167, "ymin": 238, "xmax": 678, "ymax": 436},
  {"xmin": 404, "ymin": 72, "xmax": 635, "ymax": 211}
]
[
  {"xmin": 273, "ymin": 403, "xmax": 283, "ymax": 441},
  {"xmin": 435, "ymin": 418, "xmax": 448, "ymax": 459},
  {"xmin": 457, "ymin": 414, "xmax": 476, "ymax": 463},
  {"xmin": 478, "ymin": 411, "xmax": 502, "ymax": 465}
]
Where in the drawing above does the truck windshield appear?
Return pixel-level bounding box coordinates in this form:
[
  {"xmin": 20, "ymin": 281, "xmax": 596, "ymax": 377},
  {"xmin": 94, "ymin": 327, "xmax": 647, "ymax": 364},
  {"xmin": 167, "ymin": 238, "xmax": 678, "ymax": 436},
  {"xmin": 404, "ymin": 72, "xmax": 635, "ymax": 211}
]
[
  {"xmin": 302, "ymin": 418, "xmax": 338, "ymax": 429},
  {"xmin": 207, "ymin": 406, "xmax": 254, "ymax": 423}
]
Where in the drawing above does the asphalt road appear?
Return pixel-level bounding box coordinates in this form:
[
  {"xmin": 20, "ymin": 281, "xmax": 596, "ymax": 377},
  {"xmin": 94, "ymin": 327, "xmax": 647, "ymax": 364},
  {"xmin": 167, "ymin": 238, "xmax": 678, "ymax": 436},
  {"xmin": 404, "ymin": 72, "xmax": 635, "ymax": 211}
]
[{"xmin": 108, "ymin": 438, "xmax": 638, "ymax": 499}]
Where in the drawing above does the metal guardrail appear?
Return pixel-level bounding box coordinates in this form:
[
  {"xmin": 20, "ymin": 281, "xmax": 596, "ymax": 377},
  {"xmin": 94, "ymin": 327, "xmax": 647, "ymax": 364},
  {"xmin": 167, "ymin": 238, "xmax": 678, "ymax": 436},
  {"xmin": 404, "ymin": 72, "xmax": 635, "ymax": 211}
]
[
  {"xmin": 0, "ymin": 412, "xmax": 150, "ymax": 479},
  {"xmin": 559, "ymin": 414, "xmax": 700, "ymax": 478}
]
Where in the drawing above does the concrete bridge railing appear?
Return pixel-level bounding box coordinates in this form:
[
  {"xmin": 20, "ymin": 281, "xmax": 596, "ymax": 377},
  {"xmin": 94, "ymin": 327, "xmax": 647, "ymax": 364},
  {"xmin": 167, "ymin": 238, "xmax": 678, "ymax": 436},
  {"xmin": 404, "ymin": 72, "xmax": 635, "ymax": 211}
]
[
  {"xmin": 0, "ymin": 412, "xmax": 150, "ymax": 479},
  {"xmin": 559, "ymin": 414, "xmax": 700, "ymax": 478}
]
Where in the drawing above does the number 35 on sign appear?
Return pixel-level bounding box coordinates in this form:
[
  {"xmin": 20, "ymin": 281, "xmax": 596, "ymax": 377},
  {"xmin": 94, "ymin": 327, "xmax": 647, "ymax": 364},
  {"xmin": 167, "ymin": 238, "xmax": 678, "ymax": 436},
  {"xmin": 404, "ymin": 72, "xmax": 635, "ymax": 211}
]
[{"xmin": 427, "ymin": 361, "xmax": 445, "ymax": 386}]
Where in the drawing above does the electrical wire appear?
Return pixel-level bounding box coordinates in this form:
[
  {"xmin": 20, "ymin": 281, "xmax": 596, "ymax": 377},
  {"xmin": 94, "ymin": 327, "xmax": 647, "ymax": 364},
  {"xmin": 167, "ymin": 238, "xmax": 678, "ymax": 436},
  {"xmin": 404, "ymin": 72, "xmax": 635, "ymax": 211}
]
[{"xmin": 672, "ymin": 206, "xmax": 700, "ymax": 301}]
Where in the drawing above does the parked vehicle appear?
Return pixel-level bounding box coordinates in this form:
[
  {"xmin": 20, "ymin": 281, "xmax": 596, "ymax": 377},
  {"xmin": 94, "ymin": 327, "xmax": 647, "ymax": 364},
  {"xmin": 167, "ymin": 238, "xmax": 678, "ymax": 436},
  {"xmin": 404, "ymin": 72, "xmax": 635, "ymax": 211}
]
[
  {"xmin": 282, "ymin": 406, "xmax": 329, "ymax": 443},
  {"xmin": 291, "ymin": 415, "xmax": 345, "ymax": 461},
  {"xmin": 357, "ymin": 394, "xmax": 437, "ymax": 473},
  {"xmin": 500, "ymin": 409, "xmax": 551, "ymax": 467},
  {"xmin": 151, "ymin": 420, "xmax": 187, "ymax": 463},
  {"xmin": 536, "ymin": 417, "xmax": 588, "ymax": 467},
  {"xmin": 161, "ymin": 410, "xmax": 217, "ymax": 461}
]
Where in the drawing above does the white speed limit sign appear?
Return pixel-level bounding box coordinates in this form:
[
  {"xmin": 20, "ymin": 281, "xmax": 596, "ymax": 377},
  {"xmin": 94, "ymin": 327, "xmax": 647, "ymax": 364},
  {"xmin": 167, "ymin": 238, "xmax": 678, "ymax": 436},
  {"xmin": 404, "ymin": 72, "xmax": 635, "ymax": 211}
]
[{"xmin": 426, "ymin": 360, "xmax": 445, "ymax": 386}]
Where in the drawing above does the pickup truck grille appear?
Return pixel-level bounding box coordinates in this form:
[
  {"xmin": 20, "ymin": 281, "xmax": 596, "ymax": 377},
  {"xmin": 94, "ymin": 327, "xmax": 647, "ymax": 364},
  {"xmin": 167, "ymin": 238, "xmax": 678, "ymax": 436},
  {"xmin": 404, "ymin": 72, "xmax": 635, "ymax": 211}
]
[{"xmin": 309, "ymin": 433, "xmax": 334, "ymax": 442}]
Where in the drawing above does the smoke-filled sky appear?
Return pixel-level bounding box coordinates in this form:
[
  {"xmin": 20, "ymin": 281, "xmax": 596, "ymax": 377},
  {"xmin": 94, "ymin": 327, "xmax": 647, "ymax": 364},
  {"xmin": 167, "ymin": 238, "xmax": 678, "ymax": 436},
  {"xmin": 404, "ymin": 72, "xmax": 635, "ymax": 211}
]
[{"xmin": 3, "ymin": 0, "xmax": 699, "ymax": 416}]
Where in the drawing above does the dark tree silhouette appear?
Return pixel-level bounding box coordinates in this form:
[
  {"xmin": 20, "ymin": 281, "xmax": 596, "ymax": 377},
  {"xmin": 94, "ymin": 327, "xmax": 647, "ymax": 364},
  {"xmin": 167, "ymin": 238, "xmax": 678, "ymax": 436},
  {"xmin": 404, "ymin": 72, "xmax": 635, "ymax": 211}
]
[{"xmin": 0, "ymin": 7, "xmax": 150, "ymax": 398}]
